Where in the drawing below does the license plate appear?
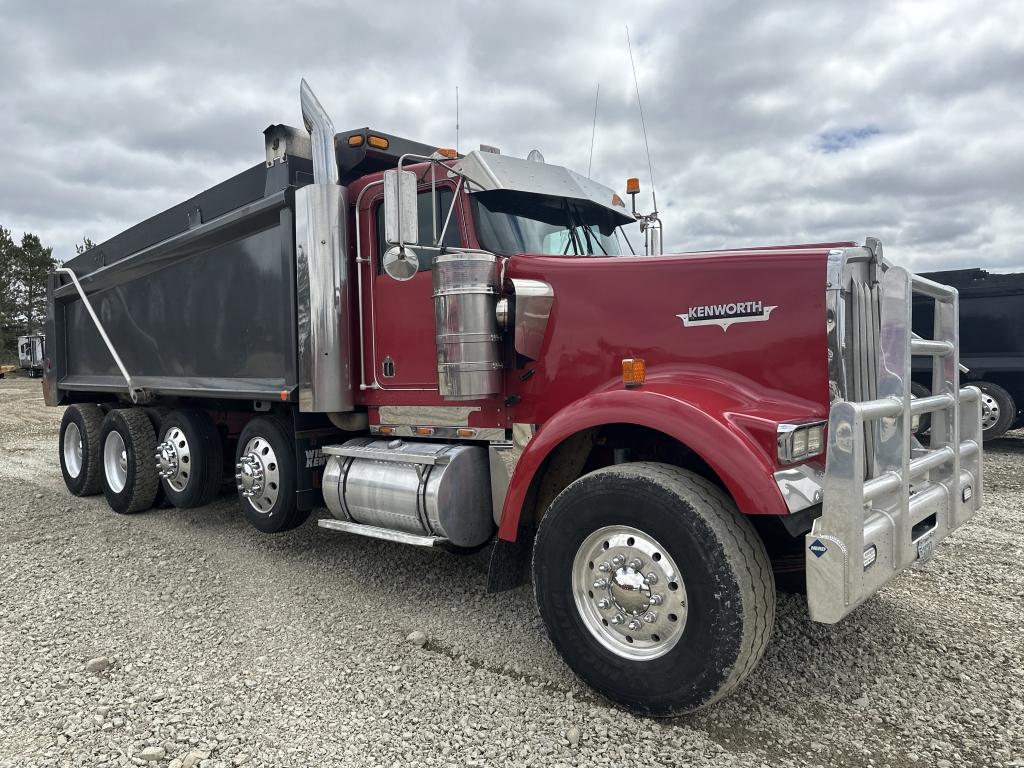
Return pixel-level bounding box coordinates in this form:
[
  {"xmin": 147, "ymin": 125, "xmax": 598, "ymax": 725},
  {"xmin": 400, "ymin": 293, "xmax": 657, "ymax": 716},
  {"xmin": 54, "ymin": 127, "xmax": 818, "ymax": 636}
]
[{"xmin": 916, "ymin": 531, "xmax": 937, "ymax": 562}]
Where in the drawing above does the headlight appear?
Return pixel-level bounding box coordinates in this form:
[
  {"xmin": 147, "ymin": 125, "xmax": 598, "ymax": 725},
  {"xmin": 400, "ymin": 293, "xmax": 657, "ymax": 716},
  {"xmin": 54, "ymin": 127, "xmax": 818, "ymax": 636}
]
[{"xmin": 777, "ymin": 421, "xmax": 827, "ymax": 464}]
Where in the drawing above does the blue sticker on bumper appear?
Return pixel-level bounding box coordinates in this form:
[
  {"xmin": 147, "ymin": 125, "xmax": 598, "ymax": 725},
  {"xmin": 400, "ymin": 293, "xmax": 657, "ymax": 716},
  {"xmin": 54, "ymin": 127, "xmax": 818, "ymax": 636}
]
[{"xmin": 809, "ymin": 539, "xmax": 828, "ymax": 558}]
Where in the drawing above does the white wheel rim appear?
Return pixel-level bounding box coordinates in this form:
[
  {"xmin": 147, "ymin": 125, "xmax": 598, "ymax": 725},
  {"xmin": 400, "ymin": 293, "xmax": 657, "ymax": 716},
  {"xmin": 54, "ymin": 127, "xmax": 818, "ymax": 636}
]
[
  {"xmin": 156, "ymin": 426, "xmax": 191, "ymax": 492},
  {"xmin": 572, "ymin": 525, "xmax": 688, "ymax": 661},
  {"xmin": 103, "ymin": 431, "xmax": 128, "ymax": 494},
  {"xmin": 63, "ymin": 422, "xmax": 83, "ymax": 478},
  {"xmin": 236, "ymin": 436, "xmax": 280, "ymax": 514},
  {"xmin": 980, "ymin": 393, "xmax": 1000, "ymax": 430}
]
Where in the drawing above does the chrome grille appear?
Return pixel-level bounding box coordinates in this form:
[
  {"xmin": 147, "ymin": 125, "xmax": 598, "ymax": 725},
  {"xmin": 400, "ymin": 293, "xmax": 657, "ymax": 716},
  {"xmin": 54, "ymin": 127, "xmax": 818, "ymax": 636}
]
[{"xmin": 849, "ymin": 280, "xmax": 881, "ymax": 471}]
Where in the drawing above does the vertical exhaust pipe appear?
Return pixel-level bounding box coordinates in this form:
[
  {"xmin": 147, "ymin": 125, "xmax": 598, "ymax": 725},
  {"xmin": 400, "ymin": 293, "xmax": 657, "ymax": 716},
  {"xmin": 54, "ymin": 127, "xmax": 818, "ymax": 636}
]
[
  {"xmin": 300, "ymin": 79, "xmax": 340, "ymax": 186},
  {"xmin": 294, "ymin": 80, "xmax": 353, "ymax": 413}
]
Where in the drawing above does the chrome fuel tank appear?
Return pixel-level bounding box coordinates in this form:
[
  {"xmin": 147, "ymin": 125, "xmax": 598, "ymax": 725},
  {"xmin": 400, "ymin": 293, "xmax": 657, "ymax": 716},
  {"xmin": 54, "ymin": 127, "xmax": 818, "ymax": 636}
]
[{"xmin": 322, "ymin": 438, "xmax": 494, "ymax": 548}]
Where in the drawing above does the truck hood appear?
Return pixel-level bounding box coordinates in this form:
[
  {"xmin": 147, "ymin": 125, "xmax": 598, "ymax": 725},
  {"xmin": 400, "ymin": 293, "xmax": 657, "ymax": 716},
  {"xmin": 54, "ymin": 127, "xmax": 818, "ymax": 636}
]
[{"xmin": 503, "ymin": 244, "xmax": 844, "ymax": 432}]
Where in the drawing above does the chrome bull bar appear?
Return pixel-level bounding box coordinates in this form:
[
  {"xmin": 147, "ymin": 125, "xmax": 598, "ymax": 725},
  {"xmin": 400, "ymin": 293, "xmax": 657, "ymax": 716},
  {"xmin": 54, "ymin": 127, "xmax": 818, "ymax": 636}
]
[{"xmin": 806, "ymin": 266, "xmax": 983, "ymax": 623}]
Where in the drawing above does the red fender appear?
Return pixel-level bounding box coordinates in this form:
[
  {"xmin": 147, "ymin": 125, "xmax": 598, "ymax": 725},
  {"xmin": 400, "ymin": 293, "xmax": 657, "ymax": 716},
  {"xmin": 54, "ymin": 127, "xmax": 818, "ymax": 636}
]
[{"xmin": 497, "ymin": 380, "xmax": 822, "ymax": 541}]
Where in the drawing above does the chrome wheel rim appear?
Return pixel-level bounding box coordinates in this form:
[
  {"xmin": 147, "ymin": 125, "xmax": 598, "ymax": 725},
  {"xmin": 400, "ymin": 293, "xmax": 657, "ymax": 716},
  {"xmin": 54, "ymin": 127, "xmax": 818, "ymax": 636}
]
[
  {"xmin": 63, "ymin": 422, "xmax": 83, "ymax": 478},
  {"xmin": 980, "ymin": 392, "xmax": 1000, "ymax": 430},
  {"xmin": 235, "ymin": 436, "xmax": 279, "ymax": 514},
  {"xmin": 155, "ymin": 427, "xmax": 191, "ymax": 492},
  {"xmin": 572, "ymin": 525, "xmax": 688, "ymax": 661},
  {"xmin": 103, "ymin": 431, "xmax": 128, "ymax": 494}
]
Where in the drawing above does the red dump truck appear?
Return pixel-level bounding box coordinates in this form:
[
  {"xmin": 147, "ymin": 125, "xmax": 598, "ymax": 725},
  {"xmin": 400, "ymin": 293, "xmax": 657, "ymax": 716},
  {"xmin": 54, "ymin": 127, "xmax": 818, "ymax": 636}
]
[{"xmin": 43, "ymin": 81, "xmax": 984, "ymax": 715}]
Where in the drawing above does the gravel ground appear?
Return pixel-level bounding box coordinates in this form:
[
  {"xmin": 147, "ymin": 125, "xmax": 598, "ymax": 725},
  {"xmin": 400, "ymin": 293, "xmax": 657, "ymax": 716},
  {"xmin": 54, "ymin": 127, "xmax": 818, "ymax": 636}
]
[{"xmin": 0, "ymin": 376, "xmax": 1021, "ymax": 768}]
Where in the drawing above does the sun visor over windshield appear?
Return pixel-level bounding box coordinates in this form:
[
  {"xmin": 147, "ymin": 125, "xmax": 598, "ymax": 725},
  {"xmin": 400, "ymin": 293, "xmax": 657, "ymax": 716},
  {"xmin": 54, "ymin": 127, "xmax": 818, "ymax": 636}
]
[{"xmin": 451, "ymin": 151, "xmax": 634, "ymax": 226}]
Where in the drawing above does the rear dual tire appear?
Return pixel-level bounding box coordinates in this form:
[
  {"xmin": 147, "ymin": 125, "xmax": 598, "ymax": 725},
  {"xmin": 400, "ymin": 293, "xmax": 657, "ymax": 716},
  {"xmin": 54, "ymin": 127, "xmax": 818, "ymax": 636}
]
[
  {"xmin": 99, "ymin": 408, "xmax": 160, "ymax": 514},
  {"xmin": 234, "ymin": 416, "xmax": 308, "ymax": 534}
]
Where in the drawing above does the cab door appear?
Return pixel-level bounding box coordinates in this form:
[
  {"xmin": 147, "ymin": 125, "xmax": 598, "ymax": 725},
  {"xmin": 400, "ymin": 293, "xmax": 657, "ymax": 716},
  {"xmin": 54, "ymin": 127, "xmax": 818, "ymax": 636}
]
[{"xmin": 364, "ymin": 183, "xmax": 464, "ymax": 390}]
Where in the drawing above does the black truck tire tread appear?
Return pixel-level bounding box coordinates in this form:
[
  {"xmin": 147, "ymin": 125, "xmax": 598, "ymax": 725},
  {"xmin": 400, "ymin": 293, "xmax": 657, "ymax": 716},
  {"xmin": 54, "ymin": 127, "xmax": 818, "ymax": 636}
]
[
  {"xmin": 59, "ymin": 404, "xmax": 105, "ymax": 496},
  {"xmin": 614, "ymin": 463, "xmax": 775, "ymax": 701},
  {"xmin": 100, "ymin": 408, "xmax": 160, "ymax": 515},
  {"xmin": 533, "ymin": 462, "xmax": 775, "ymax": 715},
  {"xmin": 158, "ymin": 409, "xmax": 224, "ymax": 508}
]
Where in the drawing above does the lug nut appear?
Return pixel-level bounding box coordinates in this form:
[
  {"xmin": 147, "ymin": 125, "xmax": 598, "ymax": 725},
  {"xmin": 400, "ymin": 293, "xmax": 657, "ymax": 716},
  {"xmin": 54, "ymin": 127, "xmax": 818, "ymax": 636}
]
[
  {"xmin": 645, "ymin": 573, "xmax": 658, "ymax": 585},
  {"xmin": 627, "ymin": 619, "xmax": 642, "ymax": 631},
  {"xmin": 593, "ymin": 578, "xmax": 608, "ymax": 590},
  {"xmin": 610, "ymin": 614, "xmax": 625, "ymax": 625},
  {"xmin": 628, "ymin": 558, "xmax": 642, "ymax": 570},
  {"xmin": 643, "ymin": 611, "xmax": 658, "ymax": 624},
  {"xmin": 597, "ymin": 562, "xmax": 611, "ymax": 573},
  {"xmin": 596, "ymin": 598, "xmax": 611, "ymax": 609},
  {"xmin": 611, "ymin": 554, "xmax": 625, "ymax": 567},
  {"xmin": 650, "ymin": 594, "xmax": 663, "ymax": 606}
]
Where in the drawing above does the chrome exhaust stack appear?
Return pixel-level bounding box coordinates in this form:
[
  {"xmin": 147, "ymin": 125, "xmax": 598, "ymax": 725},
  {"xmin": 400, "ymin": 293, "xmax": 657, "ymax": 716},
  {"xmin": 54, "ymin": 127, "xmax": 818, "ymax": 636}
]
[{"xmin": 294, "ymin": 80, "xmax": 354, "ymax": 413}]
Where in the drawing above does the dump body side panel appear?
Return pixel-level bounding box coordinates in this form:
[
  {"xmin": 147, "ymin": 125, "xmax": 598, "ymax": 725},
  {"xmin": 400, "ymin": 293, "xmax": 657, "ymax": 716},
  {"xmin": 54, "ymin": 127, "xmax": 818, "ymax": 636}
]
[{"xmin": 48, "ymin": 164, "xmax": 309, "ymax": 403}]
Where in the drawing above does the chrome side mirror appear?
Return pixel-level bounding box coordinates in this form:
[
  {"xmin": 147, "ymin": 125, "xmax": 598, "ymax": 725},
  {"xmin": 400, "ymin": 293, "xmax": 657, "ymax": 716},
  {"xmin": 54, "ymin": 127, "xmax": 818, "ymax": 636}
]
[{"xmin": 383, "ymin": 169, "xmax": 418, "ymax": 246}]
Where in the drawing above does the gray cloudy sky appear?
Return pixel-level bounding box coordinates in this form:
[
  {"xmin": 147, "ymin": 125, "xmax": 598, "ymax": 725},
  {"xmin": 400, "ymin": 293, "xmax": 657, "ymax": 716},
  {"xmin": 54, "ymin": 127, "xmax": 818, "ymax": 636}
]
[{"xmin": 2, "ymin": 0, "xmax": 1022, "ymax": 271}]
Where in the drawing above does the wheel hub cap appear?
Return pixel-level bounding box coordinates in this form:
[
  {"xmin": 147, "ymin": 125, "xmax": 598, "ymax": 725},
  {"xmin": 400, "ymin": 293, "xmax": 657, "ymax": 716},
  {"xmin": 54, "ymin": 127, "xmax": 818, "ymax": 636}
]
[
  {"xmin": 154, "ymin": 427, "xmax": 191, "ymax": 492},
  {"xmin": 573, "ymin": 525, "xmax": 688, "ymax": 661},
  {"xmin": 235, "ymin": 437, "xmax": 279, "ymax": 514},
  {"xmin": 980, "ymin": 393, "xmax": 999, "ymax": 430},
  {"xmin": 63, "ymin": 422, "xmax": 84, "ymax": 478}
]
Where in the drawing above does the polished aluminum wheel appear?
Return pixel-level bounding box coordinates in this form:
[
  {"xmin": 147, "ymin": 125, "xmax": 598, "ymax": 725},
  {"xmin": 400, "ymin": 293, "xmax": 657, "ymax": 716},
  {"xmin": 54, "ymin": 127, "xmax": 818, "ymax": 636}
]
[
  {"xmin": 980, "ymin": 392, "xmax": 1000, "ymax": 431},
  {"xmin": 63, "ymin": 422, "xmax": 83, "ymax": 478},
  {"xmin": 235, "ymin": 436, "xmax": 280, "ymax": 514},
  {"xmin": 103, "ymin": 431, "xmax": 128, "ymax": 494},
  {"xmin": 572, "ymin": 525, "xmax": 688, "ymax": 661},
  {"xmin": 155, "ymin": 427, "xmax": 191, "ymax": 492}
]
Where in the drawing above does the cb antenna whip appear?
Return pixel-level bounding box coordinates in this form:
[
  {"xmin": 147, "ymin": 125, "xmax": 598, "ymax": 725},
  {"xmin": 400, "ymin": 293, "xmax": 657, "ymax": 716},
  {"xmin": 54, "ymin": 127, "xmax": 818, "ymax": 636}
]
[
  {"xmin": 456, "ymin": 85, "xmax": 460, "ymax": 154},
  {"xmin": 588, "ymin": 83, "xmax": 600, "ymax": 178},
  {"xmin": 626, "ymin": 26, "xmax": 657, "ymax": 213}
]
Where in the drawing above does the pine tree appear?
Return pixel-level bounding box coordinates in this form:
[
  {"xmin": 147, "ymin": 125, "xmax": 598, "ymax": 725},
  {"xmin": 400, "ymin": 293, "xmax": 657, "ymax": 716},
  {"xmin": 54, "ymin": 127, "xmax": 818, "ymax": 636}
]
[
  {"xmin": 15, "ymin": 233, "xmax": 57, "ymax": 336},
  {"xmin": 0, "ymin": 227, "xmax": 18, "ymax": 358}
]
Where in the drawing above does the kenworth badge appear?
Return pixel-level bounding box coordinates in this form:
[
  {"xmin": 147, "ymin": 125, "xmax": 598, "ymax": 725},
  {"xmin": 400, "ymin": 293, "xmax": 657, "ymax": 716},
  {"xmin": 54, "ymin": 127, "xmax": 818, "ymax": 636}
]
[{"xmin": 678, "ymin": 300, "xmax": 778, "ymax": 331}]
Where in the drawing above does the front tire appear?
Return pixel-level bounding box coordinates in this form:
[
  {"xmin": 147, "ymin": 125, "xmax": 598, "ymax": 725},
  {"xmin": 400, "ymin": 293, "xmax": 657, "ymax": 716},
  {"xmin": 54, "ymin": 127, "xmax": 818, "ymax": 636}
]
[
  {"xmin": 99, "ymin": 408, "xmax": 160, "ymax": 514},
  {"xmin": 533, "ymin": 462, "xmax": 775, "ymax": 716},
  {"xmin": 59, "ymin": 404, "xmax": 105, "ymax": 496},
  {"xmin": 234, "ymin": 417, "xmax": 307, "ymax": 533}
]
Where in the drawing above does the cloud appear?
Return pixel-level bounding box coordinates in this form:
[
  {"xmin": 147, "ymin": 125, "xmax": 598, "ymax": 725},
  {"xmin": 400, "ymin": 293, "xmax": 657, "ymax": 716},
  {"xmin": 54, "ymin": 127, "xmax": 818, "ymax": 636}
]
[{"xmin": 0, "ymin": 0, "xmax": 1021, "ymax": 272}]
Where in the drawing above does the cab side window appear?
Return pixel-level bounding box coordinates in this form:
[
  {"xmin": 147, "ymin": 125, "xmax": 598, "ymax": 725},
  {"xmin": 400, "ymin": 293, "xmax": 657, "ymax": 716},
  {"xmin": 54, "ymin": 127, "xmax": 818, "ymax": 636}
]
[{"xmin": 375, "ymin": 187, "xmax": 458, "ymax": 273}]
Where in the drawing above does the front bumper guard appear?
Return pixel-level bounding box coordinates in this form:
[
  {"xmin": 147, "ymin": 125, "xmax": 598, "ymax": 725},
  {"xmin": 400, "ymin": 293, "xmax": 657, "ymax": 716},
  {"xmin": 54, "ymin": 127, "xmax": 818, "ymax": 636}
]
[{"xmin": 806, "ymin": 267, "xmax": 983, "ymax": 623}]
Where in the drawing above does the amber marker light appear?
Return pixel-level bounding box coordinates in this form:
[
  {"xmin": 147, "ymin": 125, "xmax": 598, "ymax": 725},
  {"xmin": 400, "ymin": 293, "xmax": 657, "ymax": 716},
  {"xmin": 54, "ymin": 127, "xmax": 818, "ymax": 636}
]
[
  {"xmin": 415, "ymin": 427, "xmax": 434, "ymax": 436},
  {"xmin": 279, "ymin": 389, "xmax": 289, "ymax": 401},
  {"xmin": 347, "ymin": 134, "xmax": 365, "ymax": 147},
  {"xmin": 622, "ymin": 358, "xmax": 646, "ymax": 387},
  {"xmin": 436, "ymin": 147, "xmax": 458, "ymax": 159},
  {"xmin": 368, "ymin": 135, "xmax": 389, "ymax": 149},
  {"xmin": 377, "ymin": 425, "xmax": 395, "ymax": 435},
  {"xmin": 456, "ymin": 428, "xmax": 477, "ymax": 438}
]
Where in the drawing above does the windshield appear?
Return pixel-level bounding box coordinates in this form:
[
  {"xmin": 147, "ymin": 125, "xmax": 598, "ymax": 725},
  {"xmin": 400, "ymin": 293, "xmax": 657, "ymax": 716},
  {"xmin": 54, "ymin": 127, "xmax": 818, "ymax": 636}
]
[{"xmin": 472, "ymin": 191, "xmax": 623, "ymax": 256}]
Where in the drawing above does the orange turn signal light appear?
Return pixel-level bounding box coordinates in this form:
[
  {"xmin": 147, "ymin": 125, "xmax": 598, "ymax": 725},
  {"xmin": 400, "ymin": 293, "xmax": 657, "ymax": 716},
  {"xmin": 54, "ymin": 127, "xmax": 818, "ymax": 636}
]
[
  {"xmin": 626, "ymin": 177, "xmax": 640, "ymax": 194},
  {"xmin": 368, "ymin": 135, "xmax": 389, "ymax": 149},
  {"xmin": 348, "ymin": 134, "xmax": 365, "ymax": 147},
  {"xmin": 377, "ymin": 425, "xmax": 395, "ymax": 435},
  {"xmin": 456, "ymin": 428, "xmax": 477, "ymax": 438},
  {"xmin": 436, "ymin": 147, "xmax": 458, "ymax": 159},
  {"xmin": 622, "ymin": 358, "xmax": 646, "ymax": 387},
  {"xmin": 415, "ymin": 427, "xmax": 434, "ymax": 436}
]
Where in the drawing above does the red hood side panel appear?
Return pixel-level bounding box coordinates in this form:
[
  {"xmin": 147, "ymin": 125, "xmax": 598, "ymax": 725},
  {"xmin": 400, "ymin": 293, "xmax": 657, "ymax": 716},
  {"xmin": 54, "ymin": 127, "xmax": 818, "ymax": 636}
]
[{"xmin": 504, "ymin": 250, "xmax": 831, "ymax": 429}]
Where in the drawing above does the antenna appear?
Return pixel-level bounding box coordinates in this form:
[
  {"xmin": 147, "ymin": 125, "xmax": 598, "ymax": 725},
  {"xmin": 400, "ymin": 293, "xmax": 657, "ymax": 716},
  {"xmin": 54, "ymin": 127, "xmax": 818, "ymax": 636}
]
[
  {"xmin": 626, "ymin": 26, "xmax": 657, "ymax": 213},
  {"xmin": 456, "ymin": 86, "xmax": 460, "ymax": 154},
  {"xmin": 588, "ymin": 83, "xmax": 600, "ymax": 178}
]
